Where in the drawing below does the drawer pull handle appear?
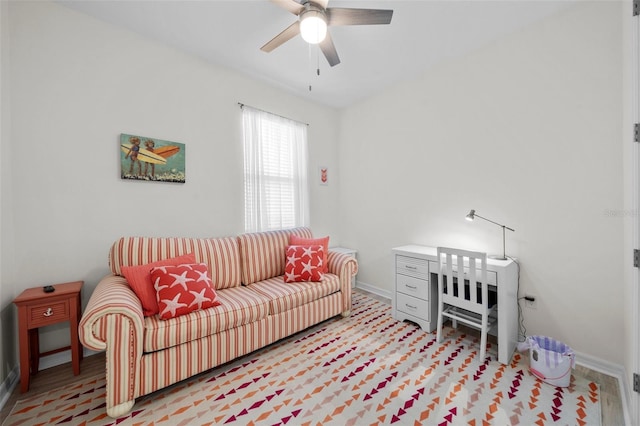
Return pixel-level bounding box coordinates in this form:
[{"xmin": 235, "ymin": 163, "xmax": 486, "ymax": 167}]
[
  {"xmin": 405, "ymin": 304, "xmax": 417, "ymax": 310},
  {"xmin": 405, "ymin": 265, "xmax": 417, "ymax": 270},
  {"xmin": 43, "ymin": 308, "xmax": 53, "ymax": 317},
  {"xmin": 406, "ymin": 285, "xmax": 417, "ymax": 289}
]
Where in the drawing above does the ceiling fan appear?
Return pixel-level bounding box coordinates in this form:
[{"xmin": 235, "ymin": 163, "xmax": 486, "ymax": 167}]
[{"xmin": 261, "ymin": 0, "xmax": 393, "ymax": 67}]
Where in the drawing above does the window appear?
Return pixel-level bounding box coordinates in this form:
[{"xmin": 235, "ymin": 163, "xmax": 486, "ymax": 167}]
[{"xmin": 242, "ymin": 105, "xmax": 309, "ymax": 232}]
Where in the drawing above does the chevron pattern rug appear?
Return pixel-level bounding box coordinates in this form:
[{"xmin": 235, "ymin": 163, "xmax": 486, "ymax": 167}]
[{"xmin": 4, "ymin": 292, "xmax": 600, "ymax": 426}]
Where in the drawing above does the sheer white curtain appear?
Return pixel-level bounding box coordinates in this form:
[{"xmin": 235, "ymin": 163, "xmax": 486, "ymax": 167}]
[{"xmin": 242, "ymin": 105, "xmax": 310, "ymax": 233}]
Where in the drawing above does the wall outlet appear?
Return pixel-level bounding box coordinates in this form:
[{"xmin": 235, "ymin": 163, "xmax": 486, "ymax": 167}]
[{"xmin": 524, "ymin": 294, "xmax": 537, "ymax": 310}]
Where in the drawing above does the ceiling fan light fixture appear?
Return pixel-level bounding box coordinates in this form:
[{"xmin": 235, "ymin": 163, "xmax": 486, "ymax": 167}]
[{"xmin": 300, "ymin": 10, "xmax": 327, "ymax": 44}]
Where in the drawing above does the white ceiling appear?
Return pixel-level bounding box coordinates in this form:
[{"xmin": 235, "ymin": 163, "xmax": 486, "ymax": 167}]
[{"xmin": 57, "ymin": 0, "xmax": 576, "ymax": 109}]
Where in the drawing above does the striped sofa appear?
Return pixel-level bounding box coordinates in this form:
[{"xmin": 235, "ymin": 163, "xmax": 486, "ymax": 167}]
[{"xmin": 79, "ymin": 227, "xmax": 357, "ymax": 418}]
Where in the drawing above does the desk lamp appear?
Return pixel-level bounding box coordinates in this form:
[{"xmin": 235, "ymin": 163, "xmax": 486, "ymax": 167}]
[{"xmin": 465, "ymin": 209, "xmax": 515, "ymax": 260}]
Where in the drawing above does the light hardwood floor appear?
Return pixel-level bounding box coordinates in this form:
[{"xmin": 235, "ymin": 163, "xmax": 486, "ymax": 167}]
[{"xmin": 0, "ymin": 288, "xmax": 626, "ymax": 425}]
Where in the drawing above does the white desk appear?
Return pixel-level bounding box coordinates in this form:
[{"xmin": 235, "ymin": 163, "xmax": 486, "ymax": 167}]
[{"xmin": 392, "ymin": 245, "xmax": 519, "ymax": 365}]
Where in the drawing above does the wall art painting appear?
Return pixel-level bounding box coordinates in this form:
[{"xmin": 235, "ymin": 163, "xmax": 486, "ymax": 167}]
[{"xmin": 120, "ymin": 133, "xmax": 185, "ymax": 183}]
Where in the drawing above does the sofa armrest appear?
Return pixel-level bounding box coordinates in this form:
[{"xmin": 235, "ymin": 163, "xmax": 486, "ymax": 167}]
[
  {"xmin": 327, "ymin": 251, "xmax": 358, "ymax": 316},
  {"xmin": 79, "ymin": 274, "xmax": 144, "ymax": 417},
  {"xmin": 79, "ymin": 274, "xmax": 144, "ymax": 351}
]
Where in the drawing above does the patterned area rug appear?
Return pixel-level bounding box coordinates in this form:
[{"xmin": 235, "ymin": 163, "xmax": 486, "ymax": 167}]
[{"xmin": 4, "ymin": 293, "xmax": 600, "ymax": 426}]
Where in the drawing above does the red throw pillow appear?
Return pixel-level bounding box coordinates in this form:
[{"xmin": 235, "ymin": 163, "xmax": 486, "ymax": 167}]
[
  {"xmin": 151, "ymin": 263, "xmax": 221, "ymax": 320},
  {"xmin": 121, "ymin": 253, "xmax": 197, "ymax": 317},
  {"xmin": 289, "ymin": 235, "xmax": 329, "ymax": 273},
  {"xmin": 284, "ymin": 245, "xmax": 324, "ymax": 283}
]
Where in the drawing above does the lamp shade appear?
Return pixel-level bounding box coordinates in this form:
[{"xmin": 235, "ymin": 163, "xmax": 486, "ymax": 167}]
[{"xmin": 300, "ymin": 11, "xmax": 327, "ymax": 44}]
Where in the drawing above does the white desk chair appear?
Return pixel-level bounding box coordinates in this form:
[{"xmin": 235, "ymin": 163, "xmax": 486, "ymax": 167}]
[{"xmin": 436, "ymin": 247, "xmax": 496, "ymax": 360}]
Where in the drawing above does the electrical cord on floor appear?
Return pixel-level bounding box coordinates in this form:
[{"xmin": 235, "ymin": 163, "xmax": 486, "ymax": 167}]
[{"xmin": 507, "ymin": 256, "xmax": 527, "ymax": 342}]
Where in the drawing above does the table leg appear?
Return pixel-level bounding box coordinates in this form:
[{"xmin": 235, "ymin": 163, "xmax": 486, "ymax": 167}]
[
  {"xmin": 70, "ymin": 295, "xmax": 81, "ymax": 375},
  {"xmin": 77, "ymin": 297, "xmax": 83, "ymax": 362},
  {"xmin": 29, "ymin": 329, "xmax": 39, "ymax": 374},
  {"xmin": 17, "ymin": 308, "xmax": 30, "ymax": 393}
]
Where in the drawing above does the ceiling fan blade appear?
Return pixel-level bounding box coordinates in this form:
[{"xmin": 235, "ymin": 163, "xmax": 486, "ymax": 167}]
[
  {"xmin": 261, "ymin": 21, "xmax": 300, "ymax": 52},
  {"xmin": 271, "ymin": 0, "xmax": 305, "ymax": 15},
  {"xmin": 319, "ymin": 31, "xmax": 340, "ymax": 67},
  {"xmin": 326, "ymin": 8, "xmax": 393, "ymax": 26},
  {"xmin": 314, "ymin": 0, "xmax": 329, "ymax": 8}
]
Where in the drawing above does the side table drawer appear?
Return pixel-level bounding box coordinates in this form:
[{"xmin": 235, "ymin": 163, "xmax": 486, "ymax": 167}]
[
  {"xmin": 397, "ymin": 292, "xmax": 429, "ymax": 321},
  {"xmin": 397, "ymin": 274, "xmax": 429, "ymax": 300},
  {"xmin": 28, "ymin": 300, "xmax": 69, "ymax": 328}
]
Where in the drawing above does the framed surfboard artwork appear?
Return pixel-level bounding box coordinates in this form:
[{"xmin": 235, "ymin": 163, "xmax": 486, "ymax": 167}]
[{"xmin": 120, "ymin": 134, "xmax": 185, "ymax": 183}]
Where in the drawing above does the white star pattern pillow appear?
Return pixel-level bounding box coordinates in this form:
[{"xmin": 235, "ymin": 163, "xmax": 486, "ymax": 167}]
[
  {"xmin": 151, "ymin": 263, "xmax": 221, "ymax": 320},
  {"xmin": 284, "ymin": 245, "xmax": 324, "ymax": 283}
]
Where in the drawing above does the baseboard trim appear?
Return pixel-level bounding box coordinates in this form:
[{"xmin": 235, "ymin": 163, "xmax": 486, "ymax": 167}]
[
  {"xmin": 354, "ymin": 280, "xmax": 392, "ymax": 300},
  {"xmin": 0, "ymin": 365, "xmax": 19, "ymax": 413},
  {"xmin": 574, "ymin": 350, "xmax": 631, "ymax": 425}
]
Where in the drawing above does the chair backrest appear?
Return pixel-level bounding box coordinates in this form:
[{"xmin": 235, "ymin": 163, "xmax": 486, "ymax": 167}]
[{"xmin": 437, "ymin": 247, "xmax": 489, "ymax": 314}]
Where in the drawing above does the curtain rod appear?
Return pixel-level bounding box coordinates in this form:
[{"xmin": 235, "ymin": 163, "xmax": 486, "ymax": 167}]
[{"xmin": 238, "ymin": 102, "xmax": 309, "ymax": 126}]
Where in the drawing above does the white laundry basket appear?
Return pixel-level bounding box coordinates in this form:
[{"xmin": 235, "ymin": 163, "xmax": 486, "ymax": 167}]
[{"xmin": 527, "ymin": 336, "xmax": 575, "ymax": 388}]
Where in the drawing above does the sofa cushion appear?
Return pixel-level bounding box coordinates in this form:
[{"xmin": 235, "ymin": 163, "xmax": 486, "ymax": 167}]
[
  {"xmin": 122, "ymin": 253, "xmax": 197, "ymax": 317},
  {"xmin": 289, "ymin": 235, "xmax": 329, "ymax": 273},
  {"xmin": 109, "ymin": 236, "xmax": 242, "ymax": 290},
  {"xmin": 247, "ymin": 273, "xmax": 340, "ymax": 314},
  {"xmin": 238, "ymin": 227, "xmax": 313, "ymax": 285},
  {"xmin": 151, "ymin": 263, "xmax": 221, "ymax": 320},
  {"xmin": 284, "ymin": 245, "xmax": 324, "ymax": 283},
  {"xmin": 142, "ymin": 286, "xmax": 271, "ymax": 352}
]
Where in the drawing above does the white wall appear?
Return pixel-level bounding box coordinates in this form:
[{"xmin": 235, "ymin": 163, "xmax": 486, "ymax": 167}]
[
  {"xmin": 339, "ymin": 2, "xmax": 625, "ymax": 364},
  {"xmin": 1, "ymin": 0, "xmax": 341, "ymax": 381},
  {"xmin": 1, "ymin": 0, "xmax": 18, "ymax": 394}
]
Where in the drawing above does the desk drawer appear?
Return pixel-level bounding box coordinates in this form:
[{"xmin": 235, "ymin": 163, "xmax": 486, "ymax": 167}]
[
  {"xmin": 396, "ymin": 274, "xmax": 429, "ymax": 300},
  {"xmin": 396, "ymin": 256, "xmax": 429, "ymax": 280},
  {"xmin": 28, "ymin": 300, "xmax": 69, "ymax": 328},
  {"xmin": 397, "ymin": 293, "xmax": 429, "ymax": 321}
]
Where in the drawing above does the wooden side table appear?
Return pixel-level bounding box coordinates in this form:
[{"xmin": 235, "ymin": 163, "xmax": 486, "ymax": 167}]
[{"xmin": 13, "ymin": 281, "xmax": 83, "ymax": 393}]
